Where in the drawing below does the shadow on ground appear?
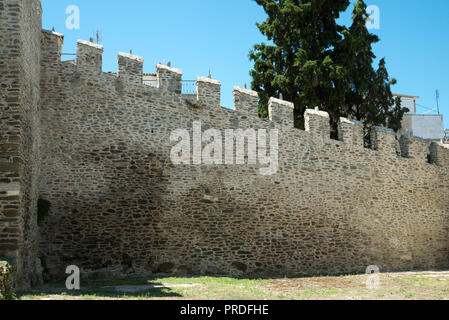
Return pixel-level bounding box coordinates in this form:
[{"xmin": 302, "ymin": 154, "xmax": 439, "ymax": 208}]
[
  {"xmin": 16, "ymin": 270, "xmax": 449, "ymax": 300},
  {"xmin": 17, "ymin": 280, "xmax": 184, "ymax": 299}
]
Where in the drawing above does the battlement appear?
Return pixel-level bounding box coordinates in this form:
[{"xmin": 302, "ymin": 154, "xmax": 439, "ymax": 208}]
[
  {"xmin": 233, "ymin": 87, "xmax": 259, "ymax": 116},
  {"xmin": 118, "ymin": 52, "xmax": 144, "ymax": 85},
  {"xmin": 197, "ymin": 77, "xmax": 221, "ymax": 107},
  {"xmin": 305, "ymin": 108, "xmax": 330, "ymax": 139},
  {"xmin": 156, "ymin": 64, "xmax": 183, "ymax": 93},
  {"xmin": 41, "ymin": 29, "xmax": 64, "ymax": 58},
  {"xmin": 40, "ymin": 34, "xmax": 448, "ymax": 167},
  {"xmin": 399, "ymin": 134, "xmax": 429, "ymax": 162},
  {"xmin": 6, "ymin": 0, "xmax": 449, "ymax": 291},
  {"xmin": 429, "ymin": 142, "xmax": 449, "ymax": 166},
  {"xmin": 269, "ymin": 98, "xmax": 294, "ymax": 127},
  {"xmin": 76, "ymin": 40, "xmax": 103, "ymax": 74},
  {"xmin": 338, "ymin": 118, "xmax": 364, "ymax": 148},
  {"xmin": 371, "ymin": 126, "xmax": 398, "ymax": 156},
  {"xmin": 41, "ymin": 30, "xmax": 64, "ymax": 76}
]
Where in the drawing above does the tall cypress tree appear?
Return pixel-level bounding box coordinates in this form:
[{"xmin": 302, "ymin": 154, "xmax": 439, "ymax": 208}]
[
  {"xmin": 341, "ymin": 0, "xmax": 379, "ymax": 122},
  {"xmin": 250, "ymin": 0, "xmax": 409, "ymax": 134},
  {"xmin": 366, "ymin": 58, "xmax": 408, "ymax": 130},
  {"xmin": 249, "ymin": 0, "xmax": 350, "ymax": 130},
  {"xmin": 387, "ymin": 96, "xmax": 408, "ymax": 132},
  {"xmin": 342, "ymin": 0, "xmax": 408, "ymax": 132}
]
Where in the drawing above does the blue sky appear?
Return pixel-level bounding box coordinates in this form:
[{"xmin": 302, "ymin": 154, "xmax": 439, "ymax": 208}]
[{"xmin": 42, "ymin": 0, "xmax": 449, "ymax": 128}]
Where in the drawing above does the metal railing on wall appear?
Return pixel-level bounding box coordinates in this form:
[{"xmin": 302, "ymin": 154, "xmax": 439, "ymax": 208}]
[
  {"xmin": 143, "ymin": 80, "xmax": 197, "ymax": 95},
  {"xmin": 182, "ymin": 80, "xmax": 196, "ymax": 95}
]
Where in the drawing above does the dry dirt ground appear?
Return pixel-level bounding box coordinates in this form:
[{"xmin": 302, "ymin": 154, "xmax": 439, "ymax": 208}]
[{"xmin": 17, "ymin": 270, "xmax": 449, "ymax": 300}]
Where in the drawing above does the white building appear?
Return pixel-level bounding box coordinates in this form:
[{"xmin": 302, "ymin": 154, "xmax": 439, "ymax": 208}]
[
  {"xmin": 143, "ymin": 73, "xmax": 157, "ymax": 87},
  {"xmin": 396, "ymin": 94, "xmax": 444, "ymax": 141}
]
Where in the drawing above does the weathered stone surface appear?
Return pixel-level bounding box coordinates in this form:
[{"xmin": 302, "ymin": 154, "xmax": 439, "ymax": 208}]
[
  {"xmin": 269, "ymin": 98, "xmax": 294, "ymax": 128},
  {"xmin": 231, "ymin": 262, "xmax": 248, "ymax": 273},
  {"xmin": 0, "ymin": 0, "xmax": 42, "ymax": 291},
  {"xmin": 158, "ymin": 263, "xmax": 175, "ymax": 273},
  {"xmin": 338, "ymin": 118, "xmax": 364, "ymax": 148},
  {"xmin": 197, "ymin": 77, "xmax": 221, "ymax": 107},
  {"xmin": 1, "ymin": 0, "xmax": 449, "ymax": 288},
  {"xmin": 118, "ymin": 52, "xmax": 144, "ymax": 85},
  {"xmin": 305, "ymin": 108, "xmax": 330, "ymax": 139},
  {"xmin": 37, "ymin": 33, "xmax": 449, "ymax": 280}
]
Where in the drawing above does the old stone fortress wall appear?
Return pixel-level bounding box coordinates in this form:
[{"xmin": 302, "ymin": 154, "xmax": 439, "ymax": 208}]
[{"xmin": 1, "ymin": 0, "xmax": 449, "ymax": 289}]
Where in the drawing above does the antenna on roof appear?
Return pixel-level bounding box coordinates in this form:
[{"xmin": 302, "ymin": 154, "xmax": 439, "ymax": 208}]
[
  {"xmin": 92, "ymin": 29, "xmax": 103, "ymax": 44},
  {"xmin": 436, "ymin": 89, "xmax": 440, "ymax": 115}
]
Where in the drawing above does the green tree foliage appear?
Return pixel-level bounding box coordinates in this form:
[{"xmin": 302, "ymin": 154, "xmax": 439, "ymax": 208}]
[
  {"xmin": 0, "ymin": 260, "xmax": 14, "ymax": 300},
  {"xmin": 341, "ymin": 0, "xmax": 379, "ymax": 122},
  {"xmin": 249, "ymin": 0, "xmax": 350, "ymax": 130},
  {"xmin": 250, "ymin": 0, "xmax": 408, "ymax": 135},
  {"xmin": 387, "ymin": 96, "xmax": 408, "ymax": 132}
]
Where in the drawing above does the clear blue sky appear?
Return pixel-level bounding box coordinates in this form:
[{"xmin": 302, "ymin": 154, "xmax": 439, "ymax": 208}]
[{"xmin": 42, "ymin": 0, "xmax": 449, "ymax": 128}]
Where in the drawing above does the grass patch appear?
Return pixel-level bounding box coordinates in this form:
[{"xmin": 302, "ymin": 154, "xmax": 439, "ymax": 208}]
[
  {"xmin": 0, "ymin": 260, "xmax": 15, "ymax": 300},
  {"xmin": 17, "ymin": 271, "xmax": 449, "ymax": 301}
]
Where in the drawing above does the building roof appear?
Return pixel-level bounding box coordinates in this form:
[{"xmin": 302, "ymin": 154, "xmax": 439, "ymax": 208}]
[{"xmin": 393, "ymin": 93, "xmax": 420, "ymax": 100}]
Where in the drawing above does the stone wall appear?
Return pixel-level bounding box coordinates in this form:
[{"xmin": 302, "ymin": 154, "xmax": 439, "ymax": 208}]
[
  {"xmin": 1, "ymin": 1, "xmax": 449, "ymax": 285},
  {"xmin": 37, "ymin": 37, "xmax": 449, "ymax": 280},
  {"xmin": 0, "ymin": 0, "xmax": 42, "ymax": 290}
]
